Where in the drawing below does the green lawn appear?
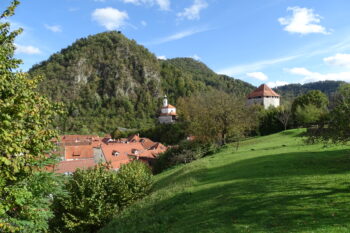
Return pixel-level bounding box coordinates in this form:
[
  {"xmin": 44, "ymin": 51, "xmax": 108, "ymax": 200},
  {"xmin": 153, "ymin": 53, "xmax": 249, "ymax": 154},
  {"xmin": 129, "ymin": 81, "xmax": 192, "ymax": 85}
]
[{"xmin": 100, "ymin": 129, "xmax": 350, "ymax": 233}]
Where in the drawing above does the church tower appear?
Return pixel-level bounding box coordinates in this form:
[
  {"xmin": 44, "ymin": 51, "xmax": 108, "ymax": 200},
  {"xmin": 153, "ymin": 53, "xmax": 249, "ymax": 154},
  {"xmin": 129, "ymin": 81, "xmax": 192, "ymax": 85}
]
[
  {"xmin": 158, "ymin": 95, "xmax": 177, "ymax": 124},
  {"xmin": 247, "ymin": 84, "xmax": 280, "ymax": 109}
]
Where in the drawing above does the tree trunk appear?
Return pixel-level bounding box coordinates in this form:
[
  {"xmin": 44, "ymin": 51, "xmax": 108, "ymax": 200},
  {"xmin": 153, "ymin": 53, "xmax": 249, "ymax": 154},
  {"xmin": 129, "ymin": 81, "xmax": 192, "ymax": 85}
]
[{"xmin": 221, "ymin": 132, "xmax": 226, "ymax": 145}]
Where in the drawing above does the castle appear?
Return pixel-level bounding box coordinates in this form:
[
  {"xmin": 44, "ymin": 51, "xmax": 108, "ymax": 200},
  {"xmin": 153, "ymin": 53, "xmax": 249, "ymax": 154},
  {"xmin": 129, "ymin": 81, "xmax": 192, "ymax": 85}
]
[{"xmin": 247, "ymin": 84, "xmax": 280, "ymax": 109}]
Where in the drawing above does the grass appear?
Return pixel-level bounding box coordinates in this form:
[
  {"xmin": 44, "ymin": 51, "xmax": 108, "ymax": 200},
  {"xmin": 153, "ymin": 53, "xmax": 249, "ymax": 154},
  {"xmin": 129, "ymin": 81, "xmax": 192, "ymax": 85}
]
[{"xmin": 100, "ymin": 129, "xmax": 350, "ymax": 233}]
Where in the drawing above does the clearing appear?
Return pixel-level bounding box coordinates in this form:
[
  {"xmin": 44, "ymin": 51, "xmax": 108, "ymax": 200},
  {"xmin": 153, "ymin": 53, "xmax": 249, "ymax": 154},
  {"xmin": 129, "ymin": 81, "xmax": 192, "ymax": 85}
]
[{"xmin": 101, "ymin": 129, "xmax": 350, "ymax": 233}]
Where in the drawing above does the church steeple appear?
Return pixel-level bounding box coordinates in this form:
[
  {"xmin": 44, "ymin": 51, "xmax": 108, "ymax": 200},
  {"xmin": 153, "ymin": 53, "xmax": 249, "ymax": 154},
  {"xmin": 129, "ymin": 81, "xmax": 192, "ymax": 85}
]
[
  {"xmin": 159, "ymin": 95, "xmax": 177, "ymax": 124},
  {"xmin": 163, "ymin": 95, "xmax": 168, "ymax": 107}
]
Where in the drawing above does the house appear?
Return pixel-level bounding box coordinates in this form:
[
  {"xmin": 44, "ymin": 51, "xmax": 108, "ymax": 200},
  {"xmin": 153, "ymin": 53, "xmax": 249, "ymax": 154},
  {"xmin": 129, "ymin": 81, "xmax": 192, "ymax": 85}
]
[
  {"xmin": 100, "ymin": 134, "xmax": 167, "ymax": 170},
  {"xmin": 51, "ymin": 134, "xmax": 167, "ymax": 174},
  {"xmin": 158, "ymin": 95, "xmax": 177, "ymax": 124},
  {"xmin": 247, "ymin": 84, "xmax": 280, "ymax": 109}
]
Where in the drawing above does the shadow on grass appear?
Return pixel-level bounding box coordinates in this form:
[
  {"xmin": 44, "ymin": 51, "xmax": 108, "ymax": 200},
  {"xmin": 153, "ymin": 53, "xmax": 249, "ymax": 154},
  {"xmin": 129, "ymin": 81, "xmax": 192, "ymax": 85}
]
[
  {"xmin": 101, "ymin": 149, "xmax": 350, "ymax": 233},
  {"xmin": 280, "ymin": 129, "xmax": 306, "ymax": 137}
]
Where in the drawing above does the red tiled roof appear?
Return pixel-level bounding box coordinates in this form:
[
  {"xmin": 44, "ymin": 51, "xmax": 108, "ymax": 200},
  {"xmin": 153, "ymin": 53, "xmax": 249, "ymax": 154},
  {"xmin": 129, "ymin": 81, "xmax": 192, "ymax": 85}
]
[
  {"xmin": 54, "ymin": 159, "xmax": 96, "ymax": 174},
  {"xmin": 101, "ymin": 142, "xmax": 145, "ymax": 169},
  {"xmin": 64, "ymin": 144, "xmax": 95, "ymax": 160},
  {"xmin": 140, "ymin": 138, "xmax": 156, "ymax": 150},
  {"xmin": 127, "ymin": 134, "xmax": 140, "ymax": 142},
  {"xmin": 51, "ymin": 134, "xmax": 168, "ymax": 173},
  {"xmin": 247, "ymin": 84, "xmax": 280, "ymax": 99},
  {"xmin": 161, "ymin": 104, "xmax": 176, "ymax": 109}
]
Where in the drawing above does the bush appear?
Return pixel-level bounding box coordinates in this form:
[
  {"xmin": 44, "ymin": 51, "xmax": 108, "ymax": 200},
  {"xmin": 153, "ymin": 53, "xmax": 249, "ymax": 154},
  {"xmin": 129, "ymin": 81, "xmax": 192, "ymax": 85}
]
[
  {"xmin": 153, "ymin": 140, "xmax": 219, "ymax": 174},
  {"xmin": 50, "ymin": 162, "xmax": 152, "ymax": 233},
  {"xmin": 140, "ymin": 123, "xmax": 188, "ymax": 145},
  {"xmin": 258, "ymin": 107, "xmax": 285, "ymax": 135}
]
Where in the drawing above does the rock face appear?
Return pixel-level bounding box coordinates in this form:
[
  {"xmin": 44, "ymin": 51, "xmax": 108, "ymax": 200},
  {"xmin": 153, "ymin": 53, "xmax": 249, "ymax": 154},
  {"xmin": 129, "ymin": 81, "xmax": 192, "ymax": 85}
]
[{"xmin": 29, "ymin": 31, "xmax": 254, "ymax": 134}]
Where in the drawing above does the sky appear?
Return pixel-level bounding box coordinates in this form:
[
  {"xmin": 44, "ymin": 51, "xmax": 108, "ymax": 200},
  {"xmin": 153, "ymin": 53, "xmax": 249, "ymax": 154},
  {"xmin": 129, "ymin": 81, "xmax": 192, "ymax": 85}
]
[{"xmin": 3, "ymin": 0, "xmax": 350, "ymax": 87}]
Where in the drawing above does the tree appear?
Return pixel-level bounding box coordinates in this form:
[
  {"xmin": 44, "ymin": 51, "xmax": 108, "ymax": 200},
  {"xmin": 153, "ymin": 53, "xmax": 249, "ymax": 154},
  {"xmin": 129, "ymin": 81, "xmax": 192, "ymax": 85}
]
[
  {"xmin": 257, "ymin": 107, "xmax": 285, "ymax": 136},
  {"xmin": 309, "ymin": 84, "xmax": 350, "ymax": 143},
  {"xmin": 51, "ymin": 162, "xmax": 152, "ymax": 233},
  {"xmin": 292, "ymin": 90, "xmax": 328, "ymax": 111},
  {"xmin": 276, "ymin": 105, "xmax": 292, "ymax": 131},
  {"xmin": 291, "ymin": 90, "xmax": 329, "ymax": 126},
  {"xmin": 294, "ymin": 104, "xmax": 326, "ymax": 127},
  {"xmin": 178, "ymin": 90, "xmax": 257, "ymax": 146},
  {"xmin": 0, "ymin": 1, "xmax": 61, "ymax": 232}
]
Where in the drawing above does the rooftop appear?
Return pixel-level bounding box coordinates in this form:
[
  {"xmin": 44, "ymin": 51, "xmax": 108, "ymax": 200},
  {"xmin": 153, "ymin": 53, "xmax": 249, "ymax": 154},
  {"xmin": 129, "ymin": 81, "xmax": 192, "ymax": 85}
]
[{"xmin": 247, "ymin": 84, "xmax": 280, "ymax": 99}]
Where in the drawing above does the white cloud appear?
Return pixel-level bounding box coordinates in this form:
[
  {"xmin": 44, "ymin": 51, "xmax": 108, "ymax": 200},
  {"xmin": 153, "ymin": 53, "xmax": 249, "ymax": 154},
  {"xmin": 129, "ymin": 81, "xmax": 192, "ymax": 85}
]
[
  {"xmin": 157, "ymin": 55, "xmax": 167, "ymax": 60},
  {"xmin": 92, "ymin": 7, "xmax": 129, "ymax": 30},
  {"xmin": 267, "ymin": 81, "xmax": 289, "ymax": 88},
  {"xmin": 44, "ymin": 24, "xmax": 62, "ymax": 33},
  {"xmin": 156, "ymin": 0, "xmax": 170, "ymax": 11},
  {"xmin": 147, "ymin": 27, "xmax": 210, "ymax": 45},
  {"xmin": 190, "ymin": 54, "xmax": 201, "ymax": 60},
  {"xmin": 177, "ymin": 0, "xmax": 208, "ymax": 20},
  {"xmin": 246, "ymin": 72, "xmax": 268, "ymax": 81},
  {"xmin": 121, "ymin": 0, "xmax": 170, "ymax": 11},
  {"xmin": 217, "ymin": 55, "xmax": 298, "ymax": 76},
  {"xmin": 278, "ymin": 6, "xmax": 329, "ymax": 35},
  {"xmin": 15, "ymin": 44, "xmax": 41, "ymax": 55},
  {"xmin": 324, "ymin": 53, "xmax": 350, "ymax": 68},
  {"xmin": 287, "ymin": 67, "xmax": 350, "ymax": 83},
  {"xmin": 141, "ymin": 20, "xmax": 147, "ymax": 26}
]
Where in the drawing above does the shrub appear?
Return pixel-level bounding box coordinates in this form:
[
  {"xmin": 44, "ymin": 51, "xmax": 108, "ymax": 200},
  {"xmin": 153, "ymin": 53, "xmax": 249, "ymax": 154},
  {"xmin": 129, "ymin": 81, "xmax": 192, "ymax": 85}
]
[
  {"xmin": 153, "ymin": 140, "xmax": 219, "ymax": 174},
  {"xmin": 51, "ymin": 162, "xmax": 152, "ymax": 233}
]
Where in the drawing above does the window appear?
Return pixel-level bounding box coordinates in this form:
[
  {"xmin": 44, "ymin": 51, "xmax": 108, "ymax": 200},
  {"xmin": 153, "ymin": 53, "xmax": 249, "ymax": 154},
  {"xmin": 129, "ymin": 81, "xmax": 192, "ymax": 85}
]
[
  {"xmin": 112, "ymin": 150, "xmax": 120, "ymax": 156},
  {"xmin": 132, "ymin": 149, "xmax": 139, "ymax": 155}
]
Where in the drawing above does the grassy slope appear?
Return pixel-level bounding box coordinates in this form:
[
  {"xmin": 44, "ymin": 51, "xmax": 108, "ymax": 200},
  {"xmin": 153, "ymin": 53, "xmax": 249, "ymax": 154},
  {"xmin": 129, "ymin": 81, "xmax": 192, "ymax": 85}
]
[{"xmin": 100, "ymin": 129, "xmax": 350, "ymax": 233}]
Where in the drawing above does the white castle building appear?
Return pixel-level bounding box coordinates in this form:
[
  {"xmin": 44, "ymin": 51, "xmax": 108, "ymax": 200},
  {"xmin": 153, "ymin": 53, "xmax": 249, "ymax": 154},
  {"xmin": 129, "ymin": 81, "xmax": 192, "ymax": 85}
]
[
  {"xmin": 247, "ymin": 84, "xmax": 280, "ymax": 109},
  {"xmin": 158, "ymin": 96, "xmax": 177, "ymax": 124}
]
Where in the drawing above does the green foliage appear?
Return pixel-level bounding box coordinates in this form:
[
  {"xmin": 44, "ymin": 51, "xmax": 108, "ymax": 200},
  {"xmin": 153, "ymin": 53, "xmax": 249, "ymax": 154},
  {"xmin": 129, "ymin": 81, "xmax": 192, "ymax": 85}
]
[
  {"xmin": 0, "ymin": 2, "xmax": 62, "ymax": 232},
  {"xmin": 308, "ymin": 84, "xmax": 350, "ymax": 143},
  {"xmin": 178, "ymin": 90, "xmax": 257, "ymax": 145},
  {"xmin": 51, "ymin": 162, "xmax": 152, "ymax": 233},
  {"xmin": 116, "ymin": 161, "xmax": 153, "ymax": 206},
  {"xmin": 29, "ymin": 32, "xmax": 254, "ymax": 134},
  {"xmin": 258, "ymin": 107, "xmax": 285, "ymax": 135},
  {"xmin": 153, "ymin": 140, "xmax": 219, "ymax": 174},
  {"xmin": 291, "ymin": 90, "xmax": 329, "ymax": 126},
  {"xmin": 165, "ymin": 58, "xmax": 254, "ymax": 97},
  {"xmin": 325, "ymin": 84, "xmax": 350, "ymax": 142},
  {"xmin": 140, "ymin": 123, "xmax": 188, "ymax": 145},
  {"xmin": 275, "ymin": 80, "xmax": 345, "ymax": 103},
  {"xmin": 295, "ymin": 104, "xmax": 326, "ymax": 127},
  {"xmin": 291, "ymin": 90, "xmax": 329, "ymax": 114}
]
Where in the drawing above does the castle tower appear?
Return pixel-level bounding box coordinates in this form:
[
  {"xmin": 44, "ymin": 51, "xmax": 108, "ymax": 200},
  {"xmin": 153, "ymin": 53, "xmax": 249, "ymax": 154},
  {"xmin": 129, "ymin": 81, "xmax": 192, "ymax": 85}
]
[
  {"xmin": 158, "ymin": 95, "xmax": 177, "ymax": 124},
  {"xmin": 247, "ymin": 84, "xmax": 280, "ymax": 109}
]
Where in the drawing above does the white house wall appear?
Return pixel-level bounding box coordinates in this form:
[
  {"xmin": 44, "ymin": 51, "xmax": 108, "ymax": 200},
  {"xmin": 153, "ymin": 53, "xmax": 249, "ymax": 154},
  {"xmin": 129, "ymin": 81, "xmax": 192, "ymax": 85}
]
[
  {"xmin": 161, "ymin": 108, "xmax": 176, "ymax": 114},
  {"xmin": 263, "ymin": 97, "xmax": 280, "ymax": 109},
  {"xmin": 158, "ymin": 115, "xmax": 175, "ymax": 124}
]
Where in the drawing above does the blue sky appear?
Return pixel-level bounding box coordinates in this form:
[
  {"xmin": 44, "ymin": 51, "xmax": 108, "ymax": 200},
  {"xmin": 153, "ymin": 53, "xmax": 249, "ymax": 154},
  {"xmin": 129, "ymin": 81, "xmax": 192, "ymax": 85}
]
[{"xmin": 3, "ymin": 0, "xmax": 350, "ymax": 87}]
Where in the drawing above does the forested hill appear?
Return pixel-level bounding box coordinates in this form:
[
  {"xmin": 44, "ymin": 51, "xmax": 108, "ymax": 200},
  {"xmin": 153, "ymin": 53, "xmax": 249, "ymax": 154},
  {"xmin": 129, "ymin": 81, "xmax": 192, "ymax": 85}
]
[
  {"xmin": 166, "ymin": 58, "xmax": 254, "ymax": 96},
  {"xmin": 274, "ymin": 81, "xmax": 345, "ymax": 101},
  {"xmin": 29, "ymin": 31, "xmax": 254, "ymax": 134}
]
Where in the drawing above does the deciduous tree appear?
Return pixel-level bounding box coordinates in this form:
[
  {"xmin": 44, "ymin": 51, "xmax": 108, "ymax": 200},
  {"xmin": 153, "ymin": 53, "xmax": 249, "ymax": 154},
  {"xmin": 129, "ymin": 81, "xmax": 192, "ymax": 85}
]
[
  {"xmin": 0, "ymin": 1, "xmax": 61, "ymax": 232},
  {"xmin": 178, "ymin": 90, "xmax": 257, "ymax": 146}
]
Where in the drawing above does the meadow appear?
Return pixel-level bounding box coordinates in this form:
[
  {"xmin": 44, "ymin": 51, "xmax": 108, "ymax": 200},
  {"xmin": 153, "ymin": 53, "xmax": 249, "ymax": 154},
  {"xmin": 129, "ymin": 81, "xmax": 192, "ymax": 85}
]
[{"xmin": 101, "ymin": 129, "xmax": 350, "ymax": 233}]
